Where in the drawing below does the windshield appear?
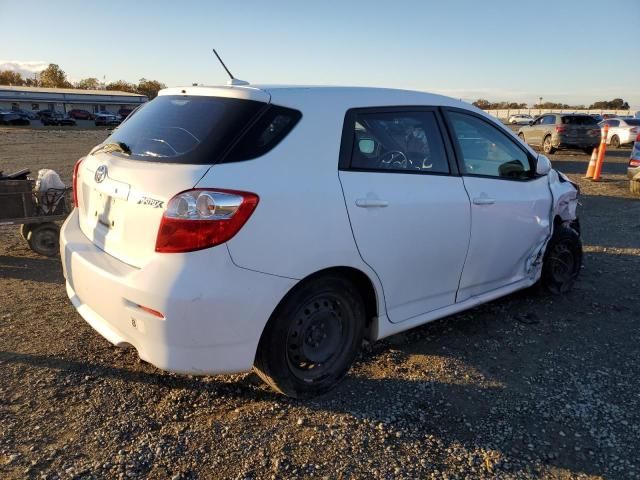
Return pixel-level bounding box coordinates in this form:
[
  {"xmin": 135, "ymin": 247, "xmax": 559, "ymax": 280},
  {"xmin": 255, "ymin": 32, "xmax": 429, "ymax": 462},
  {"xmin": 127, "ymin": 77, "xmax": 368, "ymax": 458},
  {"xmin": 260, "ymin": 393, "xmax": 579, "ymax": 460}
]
[
  {"xmin": 561, "ymin": 116, "xmax": 598, "ymax": 125},
  {"xmin": 105, "ymin": 95, "xmax": 267, "ymax": 164}
]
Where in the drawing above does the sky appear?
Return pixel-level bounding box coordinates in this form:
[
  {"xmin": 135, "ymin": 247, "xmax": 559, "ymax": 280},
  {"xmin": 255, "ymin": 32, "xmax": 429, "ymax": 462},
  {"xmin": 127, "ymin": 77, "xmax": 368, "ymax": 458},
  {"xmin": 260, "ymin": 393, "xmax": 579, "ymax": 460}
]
[{"xmin": 1, "ymin": 0, "xmax": 639, "ymax": 108}]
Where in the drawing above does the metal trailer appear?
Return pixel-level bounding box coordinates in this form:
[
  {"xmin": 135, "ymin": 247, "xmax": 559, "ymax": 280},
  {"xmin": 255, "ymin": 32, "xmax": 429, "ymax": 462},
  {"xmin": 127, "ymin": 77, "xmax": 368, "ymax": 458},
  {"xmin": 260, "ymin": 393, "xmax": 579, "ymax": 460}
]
[{"xmin": 0, "ymin": 169, "xmax": 72, "ymax": 256}]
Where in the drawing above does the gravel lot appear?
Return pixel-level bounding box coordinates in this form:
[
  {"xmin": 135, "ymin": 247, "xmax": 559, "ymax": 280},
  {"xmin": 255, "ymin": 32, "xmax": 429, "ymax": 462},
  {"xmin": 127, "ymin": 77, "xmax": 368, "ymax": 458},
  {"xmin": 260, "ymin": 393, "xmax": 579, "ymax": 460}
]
[{"xmin": 1, "ymin": 127, "xmax": 639, "ymax": 479}]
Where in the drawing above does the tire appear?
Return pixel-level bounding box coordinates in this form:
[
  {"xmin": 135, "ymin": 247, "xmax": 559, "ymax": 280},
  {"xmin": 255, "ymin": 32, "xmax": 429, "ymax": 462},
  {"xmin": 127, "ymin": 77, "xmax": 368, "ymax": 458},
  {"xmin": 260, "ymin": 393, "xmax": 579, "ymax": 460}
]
[
  {"xmin": 27, "ymin": 223, "xmax": 60, "ymax": 257},
  {"xmin": 254, "ymin": 275, "xmax": 365, "ymax": 398},
  {"xmin": 631, "ymin": 178, "xmax": 640, "ymax": 196},
  {"xmin": 19, "ymin": 223, "xmax": 32, "ymax": 241},
  {"xmin": 583, "ymin": 147, "xmax": 595, "ymax": 155},
  {"xmin": 610, "ymin": 135, "xmax": 620, "ymax": 149},
  {"xmin": 541, "ymin": 223, "xmax": 582, "ymax": 294},
  {"xmin": 543, "ymin": 135, "xmax": 556, "ymax": 154}
]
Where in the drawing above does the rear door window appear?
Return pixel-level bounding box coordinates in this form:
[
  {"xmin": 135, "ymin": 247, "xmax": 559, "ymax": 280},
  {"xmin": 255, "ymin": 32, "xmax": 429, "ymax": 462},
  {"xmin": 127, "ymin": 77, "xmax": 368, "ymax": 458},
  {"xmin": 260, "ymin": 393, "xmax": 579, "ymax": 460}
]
[{"xmin": 346, "ymin": 110, "xmax": 450, "ymax": 174}]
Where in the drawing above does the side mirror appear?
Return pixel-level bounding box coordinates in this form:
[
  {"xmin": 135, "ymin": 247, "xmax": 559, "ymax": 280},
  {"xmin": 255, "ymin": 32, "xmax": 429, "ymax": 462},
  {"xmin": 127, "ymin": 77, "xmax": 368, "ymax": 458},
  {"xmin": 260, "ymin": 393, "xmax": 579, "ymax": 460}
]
[{"xmin": 536, "ymin": 154, "xmax": 552, "ymax": 176}]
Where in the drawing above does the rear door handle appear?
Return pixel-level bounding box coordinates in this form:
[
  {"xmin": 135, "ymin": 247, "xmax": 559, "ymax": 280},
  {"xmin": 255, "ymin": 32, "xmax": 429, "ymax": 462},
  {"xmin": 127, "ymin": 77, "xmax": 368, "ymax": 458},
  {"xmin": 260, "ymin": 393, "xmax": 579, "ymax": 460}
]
[
  {"xmin": 472, "ymin": 197, "xmax": 495, "ymax": 205},
  {"xmin": 355, "ymin": 199, "xmax": 389, "ymax": 208}
]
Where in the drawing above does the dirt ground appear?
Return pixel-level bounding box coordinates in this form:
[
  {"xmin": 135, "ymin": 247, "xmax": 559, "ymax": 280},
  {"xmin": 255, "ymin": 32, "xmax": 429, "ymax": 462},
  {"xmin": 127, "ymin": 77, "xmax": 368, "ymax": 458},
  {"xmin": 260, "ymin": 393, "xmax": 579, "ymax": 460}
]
[{"xmin": 1, "ymin": 127, "xmax": 639, "ymax": 479}]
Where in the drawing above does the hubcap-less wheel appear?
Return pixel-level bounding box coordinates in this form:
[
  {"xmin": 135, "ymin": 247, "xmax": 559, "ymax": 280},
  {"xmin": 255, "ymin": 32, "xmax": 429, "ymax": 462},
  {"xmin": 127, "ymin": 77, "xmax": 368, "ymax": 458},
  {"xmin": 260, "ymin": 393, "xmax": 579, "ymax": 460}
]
[
  {"xmin": 543, "ymin": 136, "xmax": 553, "ymax": 154},
  {"xmin": 286, "ymin": 295, "xmax": 349, "ymax": 381},
  {"xmin": 27, "ymin": 223, "xmax": 60, "ymax": 257},
  {"xmin": 542, "ymin": 224, "xmax": 582, "ymax": 294},
  {"xmin": 548, "ymin": 241, "xmax": 576, "ymax": 290},
  {"xmin": 254, "ymin": 275, "xmax": 365, "ymax": 398}
]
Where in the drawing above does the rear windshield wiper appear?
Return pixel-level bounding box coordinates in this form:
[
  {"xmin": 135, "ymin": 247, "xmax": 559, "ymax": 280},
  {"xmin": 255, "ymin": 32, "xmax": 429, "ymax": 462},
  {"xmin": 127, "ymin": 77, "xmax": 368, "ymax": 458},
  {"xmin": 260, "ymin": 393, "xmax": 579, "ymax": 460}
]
[{"xmin": 91, "ymin": 141, "xmax": 132, "ymax": 156}]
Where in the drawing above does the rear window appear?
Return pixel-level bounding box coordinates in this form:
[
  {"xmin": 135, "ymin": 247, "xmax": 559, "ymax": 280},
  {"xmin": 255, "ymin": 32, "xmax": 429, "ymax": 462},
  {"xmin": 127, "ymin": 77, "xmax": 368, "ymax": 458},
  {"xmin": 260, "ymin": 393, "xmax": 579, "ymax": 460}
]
[
  {"xmin": 103, "ymin": 95, "xmax": 300, "ymax": 165},
  {"xmin": 561, "ymin": 115, "xmax": 598, "ymax": 125}
]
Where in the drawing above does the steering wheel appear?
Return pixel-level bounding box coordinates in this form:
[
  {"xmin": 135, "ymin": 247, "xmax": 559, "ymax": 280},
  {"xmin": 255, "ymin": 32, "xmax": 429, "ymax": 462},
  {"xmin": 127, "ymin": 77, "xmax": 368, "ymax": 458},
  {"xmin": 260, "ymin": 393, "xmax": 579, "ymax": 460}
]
[{"xmin": 379, "ymin": 150, "xmax": 410, "ymax": 169}]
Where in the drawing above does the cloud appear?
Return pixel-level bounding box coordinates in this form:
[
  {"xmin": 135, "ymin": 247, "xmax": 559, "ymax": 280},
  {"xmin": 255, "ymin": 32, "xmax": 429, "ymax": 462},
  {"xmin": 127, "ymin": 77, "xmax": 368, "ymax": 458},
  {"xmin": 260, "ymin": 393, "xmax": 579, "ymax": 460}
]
[{"xmin": 0, "ymin": 61, "xmax": 49, "ymax": 78}]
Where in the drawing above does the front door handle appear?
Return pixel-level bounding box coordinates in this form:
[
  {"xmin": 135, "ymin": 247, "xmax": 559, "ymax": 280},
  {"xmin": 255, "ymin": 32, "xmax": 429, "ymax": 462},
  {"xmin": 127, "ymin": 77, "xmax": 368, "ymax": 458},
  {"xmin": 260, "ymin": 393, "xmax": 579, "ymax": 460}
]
[
  {"xmin": 355, "ymin": 199, "xmax": 389, "ymax": 208},
  {"xmin": 472, "ymin": 197, "xmax": 495, "ymax": 205}
]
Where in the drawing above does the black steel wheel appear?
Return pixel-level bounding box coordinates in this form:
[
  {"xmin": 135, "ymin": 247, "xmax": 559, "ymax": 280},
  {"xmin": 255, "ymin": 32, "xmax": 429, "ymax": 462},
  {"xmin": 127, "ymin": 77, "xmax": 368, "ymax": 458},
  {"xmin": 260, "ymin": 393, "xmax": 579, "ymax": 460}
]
[
  {"xmin": 543, "ymin": 135, "xmax": 556, "ymax": 154},
  {"xmin": 27, "ymin": 222, "xmax": 60, "ymax": 257},
  {"xmin": 541, "ymin": 223, "xmax": 582, "ymax": 294},
  {"xmin": 254, "ymin": 275, "xmax": 365, "ymax": 398}
]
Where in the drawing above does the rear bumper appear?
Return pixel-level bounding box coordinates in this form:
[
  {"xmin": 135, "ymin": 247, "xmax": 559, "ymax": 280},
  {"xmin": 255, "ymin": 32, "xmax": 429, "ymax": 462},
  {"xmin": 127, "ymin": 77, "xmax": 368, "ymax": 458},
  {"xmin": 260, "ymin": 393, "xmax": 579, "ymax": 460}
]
[
  {"xmin": 554, "ymin": 135, "xmax": 599, "ymax": 149},
  {"xmin": 60, "ymin": 209, "xmax": 296, "ymax": 375}
]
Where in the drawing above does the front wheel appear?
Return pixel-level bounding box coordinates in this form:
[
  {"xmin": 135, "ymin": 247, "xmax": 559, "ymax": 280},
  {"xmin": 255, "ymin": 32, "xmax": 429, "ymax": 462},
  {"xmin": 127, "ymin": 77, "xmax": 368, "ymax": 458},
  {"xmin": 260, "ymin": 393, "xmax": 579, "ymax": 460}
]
[
  {"xmin": 518, "ymin": 133, "xmax": 526, "ymax": 142},
  {"xmin": 254, "ymin": 275, "xmax": 365, "ymax": 398},
  {"xmin": 543, "ymin": 135, "xmax": 556, "ymax": 154},
  {"xmin": 541, "ymin": 224, "xmax": 582, "ymax": 294}
]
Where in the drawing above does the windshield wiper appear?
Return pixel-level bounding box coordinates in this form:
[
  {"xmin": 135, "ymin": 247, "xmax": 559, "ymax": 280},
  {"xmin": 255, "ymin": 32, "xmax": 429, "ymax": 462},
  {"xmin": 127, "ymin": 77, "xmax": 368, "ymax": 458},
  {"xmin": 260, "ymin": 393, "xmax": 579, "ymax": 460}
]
[{"xmin": 91, "ymin": 141, "xmax": 132, "ymax": 156}]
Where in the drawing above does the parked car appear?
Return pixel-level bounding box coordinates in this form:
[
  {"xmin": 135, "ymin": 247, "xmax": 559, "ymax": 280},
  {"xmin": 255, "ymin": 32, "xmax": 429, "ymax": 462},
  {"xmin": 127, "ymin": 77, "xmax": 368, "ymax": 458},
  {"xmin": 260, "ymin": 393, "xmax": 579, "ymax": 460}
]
[
  {"xmin": 42, "ymin": 113, "xmax": 77, "ymax": 126},
  {"xmin": 117, "ymin": 108, "xmax": 133, "ymax": 120},
  {"xmin": 11, "ymin": 108, "xmax": 39, "ymax": 120},
  {"xmin": 68, "ymin": 109, "xmax": 95, "ymax": 120},
  {"xmin": 37, "ymin": 110, "xmax": 55, "ymax": 120},
  {"xmin": 590, "ymin": 113, "xmax": 603, "ymax": 122},
  {"xmin": 0, "ymin": 111, "xmax": 30, "ymax": 125},
  {"xmin": 61, "ymin": 85, "xmax": 582, "ymax": 398},
  {"xmin": 94, "ymin": 113, "xmax": 121, "ymax": 126},
  {"xmin": 518, "ymin": 113, "xmax": 600, "ymax": 154},
  {"xmin": 601, "ymin": 113, "xmax": 619, "ymax": 120},
  {"xmin": 508, "ymin": 114, "xmax": 533, "ymax": 125},
  {"xmin": 599, "ymin": 118, "xmax": 640, "ymax": 148}
]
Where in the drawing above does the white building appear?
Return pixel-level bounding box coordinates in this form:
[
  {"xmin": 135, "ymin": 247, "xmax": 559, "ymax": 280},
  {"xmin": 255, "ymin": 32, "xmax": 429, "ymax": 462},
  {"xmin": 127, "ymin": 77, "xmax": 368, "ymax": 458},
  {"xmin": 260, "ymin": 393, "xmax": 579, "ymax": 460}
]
[{"xmin": 0, "ymin": 85, "xmax": 147, "ymax": 115}]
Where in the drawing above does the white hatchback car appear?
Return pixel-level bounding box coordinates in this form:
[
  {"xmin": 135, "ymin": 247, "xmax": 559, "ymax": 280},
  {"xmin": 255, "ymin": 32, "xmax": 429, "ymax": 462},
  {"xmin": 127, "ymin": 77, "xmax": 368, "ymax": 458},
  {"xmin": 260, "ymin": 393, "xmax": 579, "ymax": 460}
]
[
  {"xmin": 508, "ymin": 113, "xmax": 533, "ymax": 125},
  {"xmin": 599, "ymin": 117, "xmax": 640, "ymax": 148},
  {"xmin": 61, "ymin": 85, "xmax": 581, "ymax": 398}
]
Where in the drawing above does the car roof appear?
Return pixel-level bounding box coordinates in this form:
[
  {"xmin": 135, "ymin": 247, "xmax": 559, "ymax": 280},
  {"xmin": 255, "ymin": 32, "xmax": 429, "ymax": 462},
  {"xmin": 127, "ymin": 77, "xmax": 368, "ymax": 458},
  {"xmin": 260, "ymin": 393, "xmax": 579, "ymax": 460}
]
[{"xmin": 159, "ymin": 84, "xmax": 473, "ymax": 112}]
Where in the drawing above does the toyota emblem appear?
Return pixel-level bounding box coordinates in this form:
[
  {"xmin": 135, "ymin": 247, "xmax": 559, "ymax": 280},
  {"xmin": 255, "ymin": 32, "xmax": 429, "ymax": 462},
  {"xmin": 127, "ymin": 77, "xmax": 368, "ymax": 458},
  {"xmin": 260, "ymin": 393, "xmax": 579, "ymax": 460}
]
[{"xmin": 95, "ymin": 165, "xmax": 107, "ymax": 183}]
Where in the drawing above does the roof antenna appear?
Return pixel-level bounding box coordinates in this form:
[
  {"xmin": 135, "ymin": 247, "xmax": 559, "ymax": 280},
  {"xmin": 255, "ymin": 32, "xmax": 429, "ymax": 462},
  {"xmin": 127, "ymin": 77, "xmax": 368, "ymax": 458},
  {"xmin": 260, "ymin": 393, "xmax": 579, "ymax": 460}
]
[{"xmin": 212, "ymin": 49, "xmax": 249, "ymax": 86}]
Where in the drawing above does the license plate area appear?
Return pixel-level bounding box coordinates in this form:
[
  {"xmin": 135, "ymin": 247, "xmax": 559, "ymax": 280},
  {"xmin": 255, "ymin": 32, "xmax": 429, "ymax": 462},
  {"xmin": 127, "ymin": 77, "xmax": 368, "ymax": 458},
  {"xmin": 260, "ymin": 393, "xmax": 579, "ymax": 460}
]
[{"xmin": 93, "ymin": 190, "xmax": 117, "ymax": 229}]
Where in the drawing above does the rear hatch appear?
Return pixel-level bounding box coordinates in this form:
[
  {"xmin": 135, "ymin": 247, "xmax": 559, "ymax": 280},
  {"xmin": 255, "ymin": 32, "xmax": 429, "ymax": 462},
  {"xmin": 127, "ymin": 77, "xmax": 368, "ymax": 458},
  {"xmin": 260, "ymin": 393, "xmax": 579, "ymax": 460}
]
[
  {"xmin": 75, "ymin": 87, "xmax": 270, "ymax": 268},
  {"xmin": 560, "ymin": 115, "xmax": 600, "ymax": 141}
]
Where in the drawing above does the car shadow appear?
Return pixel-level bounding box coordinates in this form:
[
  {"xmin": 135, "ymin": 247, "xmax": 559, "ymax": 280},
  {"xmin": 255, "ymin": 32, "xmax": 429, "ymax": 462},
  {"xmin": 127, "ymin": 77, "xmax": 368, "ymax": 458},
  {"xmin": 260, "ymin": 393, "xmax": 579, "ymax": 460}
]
[{"xmin": 0, "ymin": 254, "xmax": 64, "ymax": 284}]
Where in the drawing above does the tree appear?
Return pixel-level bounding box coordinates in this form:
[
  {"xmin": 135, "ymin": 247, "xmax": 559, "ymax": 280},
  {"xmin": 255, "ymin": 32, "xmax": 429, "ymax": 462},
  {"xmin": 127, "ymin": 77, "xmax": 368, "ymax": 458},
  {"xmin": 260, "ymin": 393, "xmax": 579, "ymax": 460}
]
[
  {"xmin": 472, "ymin": 99, "xmax": 491, "ymax": 109},
  {"xmin": 0, "ymin": 70, "xmax": 25, "ymax": 86},
  {"xmin": 589, "ymin": 98, "xmax": 630, "ymax": 110},
  {"xmin": 76, "ymin": 77, "xmax": 100, "ymax": 90},
  {"xmin": 473, "ymin": 98, "xmax": 528, "ymax": 109},
  {"xmin": 136, "ymin": 78, "xmax": 166, "ymax": 100},
  {"xmin": 105, "ymin": 80, "xmax": 137, "ymax": 93},
  {"xmin": 39, "ymin": 64, "xmax": 71, "ymax": 88}
]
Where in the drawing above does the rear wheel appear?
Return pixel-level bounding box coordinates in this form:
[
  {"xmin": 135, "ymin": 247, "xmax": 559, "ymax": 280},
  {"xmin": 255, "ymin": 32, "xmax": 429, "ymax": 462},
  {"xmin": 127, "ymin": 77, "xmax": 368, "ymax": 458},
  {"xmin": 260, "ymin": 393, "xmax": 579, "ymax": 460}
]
[
  {"xmin": 631, "ymin": 177, "xmax": 640, "ymax": 196},
  {"xmin": 254, "ymin": 275, "xmax": 365, "ymax": 398},
  {"xmin": 610, "ymin": 135, "xmax": 620, "ymax": 149},
  {"xmin": 541, "ymin": 224, "xmax": 582, "ymax": 294},
  {"xmin": 543, "ymin": 135, "xmax": 556, "ymax": 154},
  {"xmin": 27, "ymin": 222, "xmax": 60, "ymax": 257}
]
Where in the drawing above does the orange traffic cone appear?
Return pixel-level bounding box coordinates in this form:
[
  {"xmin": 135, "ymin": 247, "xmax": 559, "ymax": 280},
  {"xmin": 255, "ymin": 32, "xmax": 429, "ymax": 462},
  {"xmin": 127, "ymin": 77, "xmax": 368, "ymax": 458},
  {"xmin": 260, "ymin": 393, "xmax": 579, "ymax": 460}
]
[
  {"xmin": 592, "ymin": 124, "xmax": 609, "ymax": 182},
  {"xmin": 584, "ymin": 147, "xmax": 598, "ymax": 178}
]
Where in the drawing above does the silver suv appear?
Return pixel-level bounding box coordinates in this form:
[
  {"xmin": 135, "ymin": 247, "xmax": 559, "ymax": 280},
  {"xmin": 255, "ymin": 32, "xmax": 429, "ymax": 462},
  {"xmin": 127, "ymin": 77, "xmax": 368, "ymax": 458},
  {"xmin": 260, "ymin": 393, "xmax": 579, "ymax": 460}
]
[{"xmin": 518, "ymin": 113, "xmax": 600, "ymax": 154}]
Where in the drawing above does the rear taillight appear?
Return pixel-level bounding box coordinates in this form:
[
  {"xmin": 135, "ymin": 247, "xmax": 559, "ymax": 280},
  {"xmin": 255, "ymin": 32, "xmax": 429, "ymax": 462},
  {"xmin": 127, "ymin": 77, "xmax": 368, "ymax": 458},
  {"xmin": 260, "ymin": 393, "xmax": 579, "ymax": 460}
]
[
  {"xmin": 630, "ymin": 160, "xmax": 640, "ymax": 167},
  {"xmin": 630, "ymin": 128, "xmax": 638, "ymax": 134},
  {"xmin": 555, "ymin": 126, "xmax": 566, "ymax": 133},
  {"xmin": 155, "ymin": 189, "xmax": 259, "ymax": 253},
  {"xmin": 72, "ymin": 157, "xmax": 84, "ymax": 207}
]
